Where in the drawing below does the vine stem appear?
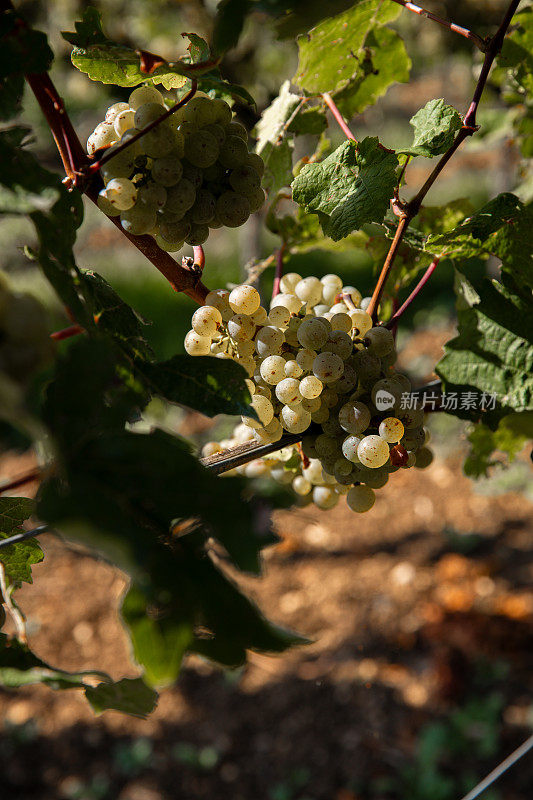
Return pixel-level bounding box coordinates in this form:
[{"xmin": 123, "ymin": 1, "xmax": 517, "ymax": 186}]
[
  {"xmin": 366, "ymin": 0, "xmax": 520, "ymax": 322},
  {"xmin": 50, "ymin": 323, "xmax": 85, "ymax": 341},
  {"xmin": 0, "ymin": 562, "xmax": 27, "ymax": 642},
  {"xmin": 322, "ymin": 92, "xmax": 356, "ymax": 141},
  {"xmin": 21, "ymin": 68, "xmax": 209, "ymax": 305},
  {"xmin": 384, "ymin": 257, "xmax": 440, "ymax": 329},
  {"xmin": 390, "ymin": 0, "xmax": 487, "ymax": 51},
  {"xmin": 272, "ymin": 244, "xmax": 286, "ymax": 299}
]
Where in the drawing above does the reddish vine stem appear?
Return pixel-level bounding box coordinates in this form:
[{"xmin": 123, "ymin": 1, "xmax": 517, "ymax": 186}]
[
  {"xmin": 22, "ymin": 67, "xmax": 209, "ymax": 304},
  {"xmin": 384, "ymin": 257, "xmax": 440, "ymax": 329},
  {"xmin": 321, "ymin": 92, "xmax": 356, "ymax": 141},
  {"xmin": 272, "ymin": 244, "xmax": 286, "ymax": 299},
  {"xmin": 366, "ymin": 0, "xmax": 519, "ymax": 322},
  {"xmin": 90, "ymin": 80, "xmax": 198, "ymax": 174},
  {"xmin": 390, "ymin": 0, "xmax": 487, "ymax": 51},
  {"xmin": 192, "ymin": 245, "xmax": 205, "ymax": 272},
  {"xmin": 50, "ymin": 323, "xmax": 85, "ymax": 341}
]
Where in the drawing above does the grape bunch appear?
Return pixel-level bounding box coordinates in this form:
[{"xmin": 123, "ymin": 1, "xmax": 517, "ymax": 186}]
[
  {"xmin": 87, "ymin": 85, "xmax": 265, "ymax": 251},
  {"xmin": 0, "ymin": 270, "xmax": 53, "ymax": 384},
  {"xmin": 187, "ymin": 274, "xmax": 433, "ymax": 514}
]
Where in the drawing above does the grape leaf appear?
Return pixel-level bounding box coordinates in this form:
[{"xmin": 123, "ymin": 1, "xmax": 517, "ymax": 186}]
[
  {"xmin": 294, "ymin": 0, "xmax": 401, "ymax": 95},
  {"xmin": 137, "ymin": 354, "xmax": 256, "ymax": 420},
  {"xmin": 401, "ymin": 98, "xmax": 463, "ymax": 158},
  {"xmin": 255, "ymin": 81, "xmax": 301, "ymax": 155},
  {"xmin": 287, "ymin": 105, "xmax": 327, "ymax": 136},
  {"xmin": 85, "ymin": 677, "xmax": 158, "ymax": 718},
  {"xmin": 436, "ymin": 272, "xmax": 533, "ymax": 425},
  {"xmin": 121, "ymin": 584, "xmax": 193, "ymax": 689},
  {"xmin": 212, "ymin": 0, "xmax": 254, "ymax": 56},
  {"xmin": 464, "ymin": 412, "xmax": 533, "ymax": 478},
  {"xmin": 497, "ymin": 6, "xmax": 533, "ymax": 94},
  {"xmin": 0, "ymin": 497, "xmax": 42, "ymax": 584},
  {"xmin": 334, "ymin": 27, "xmax": 410, "ymax": 118},
  {"xmin": 0, "ymin": 10, "xmax": 53, "ymax": 77},
  {"xmin": 291, "ymin": 138, "xmax": 398, "ymax": 241},
  {"xmin": 268, "ymin": 204, "xmax": 369, "ymax": 254},
  {"xmin": 426, "ymin": 193, "xmax": 533, "ymax": 290},
  {"xmin": 262, "ymin": 138, "xmax": 294, "ymax": 198},
  {"xmin": 0, "ymin": 127, "xmax": 60, "ymax": 215}
]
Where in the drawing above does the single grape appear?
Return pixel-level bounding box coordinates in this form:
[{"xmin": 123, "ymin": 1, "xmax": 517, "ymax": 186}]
[
  {"xmin": 215, "ymin": 191, "xmax": 250, "ymax": 227},
  {"xmin": 241, "ymin": 395, "xmax": 274, "ymax": 429},
  {"xmin": 251, "ymin": 306, "xmax": 268, "ymax": 326},
  {"xmin": 105, "ymin": 177, "xmax": 137, "ymax": 211},
  {"xmin": 299, "ymin": 375, "xmax": 323, "ymax": 399},
  {"xmin": 99, "ymin": 144, "xmax": 136, "ymax": 182},
  {"xmin": 247, "ymin": 187, "xmax": 266, "ymax": 214},
  {"xmin": 185, "ymin": 329, "xmax": 211, "ymax": 355},
  {"xmin": 296, "ymin": 348, "xmax": 316, "ymax": 372},
  {"xmin": 297, "ymin": 317, "xmax": 328, "ymax": 350},
  {"xmin": 87, "ymin": 122, "xmax": 116, "ymax": 155},
  {"xmin": 205, "ymin": 289, "xmax": 232, "ymax": 321},
  {"xmin": 229, "ymin": 284, "xmax": 261, "ymax": 315},
  {"xmin": 151, "ymin": 155, "xmax": 183, "ymax": 186},
  {"xmin": 312, "ymin": 352, "xmax": 344, "ymax": 383},
  {"xmin": 227, "ymin": 313, "xmax": 256, "ymax": 341},
  {"xmin": 181, "ymin": 96, "xmax": 218, "ymax": 127},
  {"xmin": 295, "ymin": 276, "xmax": 323, "ymax": 307},
  {"xmin": 246, "ymin": 152, "xmax": 265, "ymax": 177},
  {"xmin": 346, "ymin": 485, "xmax": 375, "ymax": 513},
  {"xmin": 284, "ymin": 360, "xmax": 303, "ymax": 379},
  {"xmin": 184, "ymin": 129, "xmax": 219, "ymax": 168},
  {"xmin": 293, "ymin": 476, "xmax": 312, "ymax": 496},
  {"xmin": 181, "ymin": 162, "xmax": 203, "ymax": 189},
  {"xmin": 301, "ymin": 397, "xmax": 321, "ymax": 413},
  {"xmin": 129, "ymin": 85, "xmax": 164, "ymax": 110},
  {"xmin": 322, "ymin": 330, "xmax": 353, "ymax": 361},
  {"xmin": 260, "ymin": 355, "xmax": 287, "ymax": 385},
  {"xmin": 269, "ymin": 305, "xmax": 290, "ymax": 328},
  {"xmin": 313, "ymin": 486, "xmax": 339, "ymax": 510},
  {"xmin": 190, "ymin": 189, "xmax": 216, "ymax": 224},
  {"xmin": 160, "ymin": 218, "xmax": 191, "ymax": 243},
  {"xmin": 154, "ymin": 235, "xmax": 183, "ymax": 252},
  {"xmin": 321, "ymin": 388, "xmax": 339, "ymax": 408},
  {"xmin": 389, "ymin": 443, "xmax": 409, "ymax": 467},
  {"xmin": 364, "ymin": 326, "xmax": 395, "ymax": 356},
  {"xmin": 255, "ymin": 325, "xmax": 284, "ymax": 357},
  {"xmin": 357, "ymin": 435, "xmax": 390, "ymax": 469},
  {"xmin": 352, "ymin": 349, "xmax": 381, "ymax": 387},
  {"xmin": 329, "ymin": 313, "xmax": 352, "ymax": 333},
  {"xmin": 331, "ymin": 364, "xmax": 357, "ymax": 395},
  {"xmin": 97, "ymin": 189, "xmax": 121, "ymax": 217},
  {"xmin": 342, "ymin": 285, "xmax": 363, "ymax": 307},
  {"xmin": 378, "ymin": 417, "xmax": 404, "ymax": 443},
  {"xmin": 349, "ymin": 309, "xmax": 373, "ymax": 337},
  {"xmin": 138, "ymin": 123, "xmax": 176, "ymax": 157},
  {"xmin": 279, "ymin": 272, "xmax": 302, "ymax": 293},
  {"xmin": 105, "ymin": 101, "xmax": 130, "ymax": 123},
  {"xmin": 338, "ymin": 401, "xmax": 371, "ymax": 434},
  {"xmin": 210, "ymin": 98, "xmax": 232, "ymax": 126},
  {"xmin": 185, "ymin": 223, "xmax": 209, "ymax": 246},
  {"xmin": 229, "ymin": 165, "xmax": 261, "ymax": 195},
  {"xmin": 270, "ymin": 292, "xmax": 303, "ymax": 316},
  {"xmin": 114, "ymin": 109, "xmax": 136, "ymax": 137},
  {"xmin": 280, "ymin": 405, "xmax": 311, "ymax": 434},
  {"xmin": 225, "ymin": 121, "xmax": 248, "ymax": 141},
  {"xmin": 275, "ymin": 378, "xmax": 302, "ymax": 405},
  {"xmin": 120, "ymin": 205, "xmax": 157, "ymax": 235},
  {"xmin": 137, "ymin": 182, "xmax": 167, "ymax": 210},
  {"xmin": 342, "ymin": 435, "xmax": 362, "ymax": 463},
  {"xmin": 370, "ymin": 379, "xmax": 403, "ymax": 411},
  {"xmin": 134, "ymin": 101, "xmax": 166, "ymax": 129},
  {"xmin": 164, "ymin": 179, "xmax": 196, "ymax": 216},
  {"xmin": 219, "ymin": 135, "xmax": 248, "ymax": 168}
]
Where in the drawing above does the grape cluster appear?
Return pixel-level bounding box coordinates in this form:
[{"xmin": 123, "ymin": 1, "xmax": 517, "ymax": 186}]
[
  {"xmin": 87, "ymin": 86, "xmax": 265, "ymax": 250},
  {"xmin": 188, "ymin": 274, "xmax": 433, "ymax": 513},
  {"xmin": 0, "ymin": 271, "xmax": 53, "ymax": 384}
]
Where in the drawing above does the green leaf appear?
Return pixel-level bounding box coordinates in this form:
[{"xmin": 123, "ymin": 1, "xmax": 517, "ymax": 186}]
[
  {"xmin": 85, "ymin": 676, "xmax": 158, "ymax": 718},
  {"xmin": 0, "ymin": 497, "xmax": 42, "ymax": 584},
  {"xmin": 294, "ymin": 0, "xmax": 401, "ymax": 95},
  {"xmin": 436, "ymin": 272, "xmax": 533, "ymax": 425},
  {"xmin": 291, "ymin": 138, "xmax": 398, "ymax": 241},
  {"xmin": 401, "ymin": 98, "xmax": 463, "ymax": 158},
  {"xmin": 122, "ymin": 584, "xmax": 193, "ymax": 689},
  {"xmin": 268, "ymin": 203, "xmax": 369, "ymax": 254},
  {"xmin": 426, "ymin": 193, "xmax": 533, "ymax": 290},
  {"xmin": 182, "ymin": 33, "xmax": 210, "ymax": 63},
  {"xmin": 136, "ymin": 354, "xmax": 256, "ymax": 419},
  {"xmin": 212, "ymin": 0, "xmax": 254, "ymax": 56},
  {"xmin": 262, "ymin": 138, "xmax": 294, "ymax": 198},
  {"xmin": 497, "ymin": 7, "xmax": 533, "ymax": 94},
  {"xmin": 0, "ymin": 10, "xmax": 53, "ymax": 77},
  {"xmin": 255, "ymin": 81, "xmax": 301, "ymax": 155},
  {"xmin": 82, "ymin": 271, "xmax": 153, "ymax": 361},
  {"xmin": 287, "ymin": 105, "xmax": 327, "ymax": 136},
  {"xmin": 0, "ymin": 127, "xmax": 60, "ymax": 215},
  {"xmin": 464, "ymin": 412, "xmax": 533, "ymax": 478},
  {"xmin": 61, "ymin": 7, "xmax": 109, "ymax": 47},
  {"xmin": 334, "ymin": 27, "xmax": 410, "ymax": 118}
]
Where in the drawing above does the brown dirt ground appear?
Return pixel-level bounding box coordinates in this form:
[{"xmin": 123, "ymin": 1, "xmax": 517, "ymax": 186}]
[{"xmin": 1, "ymin": 334, "xmax": 532, "ymax": 800}]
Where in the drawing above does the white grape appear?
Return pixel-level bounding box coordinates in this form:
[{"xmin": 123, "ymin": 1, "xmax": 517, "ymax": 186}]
[
  {"xmin": 293, "ymin": 476, "xmax": 312, "ymax": 496},
  {"xmin": 227, "ymin": 314, "xmax": 255, "ymax": 341},
  {"xmin": 322, "ymin": 330, "xmax": 353, "ymax": 360},
  {"xmin": 284, "ymin": 360, "xmax": 303, "ymax": 379},
  {"xmin": 303, "ymin": 459, "xmax": 326, "ymax": 485},
  {"xmin": 241, "ymin": 395, "xmax": 274, "ymax": 429},
  {"xmin": 129, "ymin": 85, "xmax": 164, "ymax": 110},
  {"xmin": 205, "ymin": 289, "xmax": 232, "ymax": 321},
  {"xmin": 251, "ymin": 306, "xmax": 268, "ymax": 326},
  {"xmin": 296, "ymin": 348, "xmax": 316, "ymax": 372},
  {"xmin": 378, "ymin": 417, "xmax": 404, "ymax": 443},
  {"xmin": 357, "ymin": 435, "xmax": 390, "ymax": 469},
  {"xmin": 299, "ymin": 375, "xmax": 323, "ymax": 399},
  {"xmin": 313, "ymin": 486, "xmax": 339, "ymax": 510},
  {"xmin": 255, "ymin": 326, "xmax": 284, "ymax": 357},
  {"xmin": 134, "ymin": 101, "xmax": 166, "ymax": 130},
  {"xmin": 229, "ymin": 284, "xmax": 261, "ymax": 315},
  {"xmin": 97, "ymin": 189, "xmax": 121, "ymax": 217},
  {"xmin": 297, "ymin": 318, "xmax": 328, "ymax": 350},
  {"xmin": 275, "ymin": 378, "xmax": 302, "ymax": 405},
  {"xmin": 338, "ymin": 401, "xmax": 371, "ymax": 434},
  {"xmin": 105, "ymin": 101, "xmax": 130, "ymax": 123},
  {"xmin": 342, "ymin": 435, "xmax": 362, "ymax": 463},
  {"xmin": 364, "ymin": 326, "xmax": 395, "ymax": 356},
  {"xmin": 192, "ymin": 305, "xmax": 222, "ymax": 337},
  {"xmin": 268, "ymin": 305, "xmax": 291, "ymax": 328},
  {"xmin": 301, "ymin": 397, "xmax": 321, "ymax": 413},
  {"xmin": 279, "ymin": 272, "xmax": 302, "ymax": 293},
  {"xmin": 349, "ymin": 309, "xmax": 373, "ymax": 337},
  {"xmin": 295, "ymin": 276, "xmax": 322, "ymax": 307},
  {"xmin": 270, "ymin": 292, "xmax": 303, "ymax": 316},
  {"xmin": 329, "ymin": 313, "xmax": 352, "ymax": 333},
  {"xmin": 185, "ymin": 329, "xmax": 211, "ymax": 355},
  {"xmin": 280, "ymin": 405, "xmax": 311, "ymax": 433},
  {"xmin": 104, "ymin": 177, "xmax": 137, "ymax": 211},
  {"xmin": 260, "ymin": 355, "xmax": 286, "ymax": 385},
  {"xmin": 114, "ymin": 109, "xmax": 136, "ymax": 137},
  {"xmin": 312, "ymin": 352, "xmax": 344, "ymax": 383}
]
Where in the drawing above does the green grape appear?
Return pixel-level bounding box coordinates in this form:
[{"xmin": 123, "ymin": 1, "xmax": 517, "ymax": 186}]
[
  {"xmin": 246, "ymin": 153, "xmax": 265, "ymax": 177},
  {"xmin": 229, "ymin": 165, "xmax": 261, "ymax": 195},
  {"xmin": 211, "ymin": 98, "xmax": 232, "ymax": 126},
  {"xmin": 203, "ymin": 123, "xmax": 226, "ymax": 146},
  {"xmin": 181, "ymin": 161, "xmax": 204, "ymax": 189},
  {"xmin": 174, "ymin": 131, "xmax": 185, "ymax": 159},
  {"xmin": 185, "ymin": 222, "xmax": 209, "ymax": 245},
  {"xmin": 159, "ymin": 218, "xmax": 191, "ymax": 243},
  {"xmin": 105, "ymin": 177, "xmax": 137, "ymax": 210},
  {"xmin": 190, "ymin": 189, "xmax": 216, "ymax": 224},
  {"xmin": 120, "ymin": 205, "xmax": 157, "ymax": 235},
  {"xmin": 129, "ymin": 85, "xmax": 164, "ymax": 110},
  {"xmin": 151, "ymin": 154, "xmax": 183, "ymax": 186},
  {"xmin": 209, "ymin": 215, "xmax": 223, "ymax": 229},
  {"xmin": 100, "ymin": 145, "xmax": 136, "ymax": 183},
  {"xmin": 215, "ymin": 191, "xmax": 250, "ymax": 227},
  {"xmin": 138, "ymin": 123, "xmax": 176, "ymax": 157},
  {"xmin": 247, "ymin": 187, "xmax": 266, "ymax": 213},
  {"xmin": 133, "ymin": 101, "xmax": 167, "ymax": 130},
  {"xmin": 178, "ymin": 121, "xmax": 198, "ymax": 138},
  {"xmin": 203, "ymin": 162, "xmax": 225, "ymax": 182},
  {"xmin": 225, "ymin": 121, "xmax": 248, "ymax": 141},
  {"xmin": 181, "ymin": 96, "xmax": 217, "ymax": 126},
  {"xmin": 346, "ymin": 485, "xmax": 375, "ymax": 513},
  {"xmin": 219, "ymin": 135, "xmax": 248, "ymax": 168},
  {"xmin": 164, "ymin": 178, "xmax": 196, "ymax": 216},
  {"xmin": 137, "ymin": 182, "xmax": 167, "ymax": 210},
  {"xmin": 184, "ymin": 130, "xmax": 219, "ymax": 168},
  {"xmin": 154, "ymin": 234, "xmax": 183, "ymax": 252},
  {"xmin": 97, "ymin": 189, "xmax": 121, "ymax": 217}
]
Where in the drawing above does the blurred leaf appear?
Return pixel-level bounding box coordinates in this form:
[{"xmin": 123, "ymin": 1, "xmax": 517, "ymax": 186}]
[
  {"xmin": 0, "ymin": 127, "xmax": 60, "ymax": 214},
  {"xmin": 213, "ymin": 0, "xmax": 254, "ymax": 55},
  {"xmin": 436, "ymin": 272, "xmax": 533, "ymax": 426},
  {"xmin": 464, "ymin": 412, "xmax": 533, "ymax": 477},
  {"xmin": 497, "ymin": 6, "xmax": 533, "ymax": 93},
  {"xmin": 287, "ymin": 105, "xmax": 327, "ymax": 136},
  {"xmin": 294, "ymin": 0, "xmax": 401, "ymax": 95},
  {"xmin": 334, "ymin": 27, "xmax": 410, "ymax": 117},
  {"xmin": 426, "ymin": 193, "xmax": 533, "ymax": 290},
  {"xmin": 61, "ymin": 6, "xmax": 109, "ymax": 47},
  {"xmin": 122, "ymin": 584, "xmax": 193, "ymax": 688},
  {"xmin": 85, "ymin": 677, "xmax": 158, "ymax": 718},
  {"xmin": 255, "ymin": 81, "xmax": 301, "ymax": 155},
  {"xmin": 401, "ymin": 98, "xmax": 463, "ymax": 158},
  {"xmin": 0, "ymin": 497, "xmax": 42, "ymax": 584},
  {"xmin": 0, "ymin": 633, "xmax": 103, "ymax": 690},
  {"xmin": 292, "ymin": 138, "xmax": 398, "ymax": 241},
  {"xmin": 0, "ymin": 74, "xmax": 24, "ymax": 122},
  {"xmin": 269, "ymin": 204, "xmax": 369, "ymax": 254},
  {"xmin": 262, "ymin": 138, "xmax": 294, "ymax": 197},
  {"xmin": 0, "ymin": 10, "xmax": 53, "ymax": 76},
  {"xmin": 137, "ymin": 354, "xmax": 256, "ymax": 419},
  {"xmin": 183, "ymin": 32, "xmax": 210, "ymax": 63}
]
